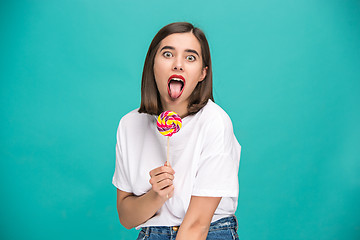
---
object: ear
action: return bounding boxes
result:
[199,66,208,82]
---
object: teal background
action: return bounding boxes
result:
[1,0,359,239]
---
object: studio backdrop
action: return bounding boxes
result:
[1,1,359,239]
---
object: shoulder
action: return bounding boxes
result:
[199,100,234,130]
[117,108,155,132]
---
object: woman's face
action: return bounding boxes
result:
[153,32,207,109]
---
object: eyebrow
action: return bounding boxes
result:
[185,49,200,57]
[160,46,200,57]
[160,46,175,52]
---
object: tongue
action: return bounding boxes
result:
[169,81,182,99]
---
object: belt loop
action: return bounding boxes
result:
[170,226,174,239]
[145,227,150,237]
[233,215,238,231]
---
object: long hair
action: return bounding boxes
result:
[138,22,213,116]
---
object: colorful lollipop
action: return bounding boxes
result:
[157,111,182,165]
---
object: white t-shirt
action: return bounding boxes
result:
[112,99,241,229]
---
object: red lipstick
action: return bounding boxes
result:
[167,75,186,99]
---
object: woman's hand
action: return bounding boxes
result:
[116,162,175,229]
[149,163,175,201]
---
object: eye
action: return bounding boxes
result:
[163,51,173,58]
[186,55,196,62]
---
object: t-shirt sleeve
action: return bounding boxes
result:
[192,114,241,197]
[112,120,133,193]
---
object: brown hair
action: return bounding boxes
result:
[138,22,214,116]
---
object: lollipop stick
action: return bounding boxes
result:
[166,136,169,166]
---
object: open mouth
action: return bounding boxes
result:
[167,75,185,99]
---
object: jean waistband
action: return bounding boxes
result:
[141,215,238,235]
[209,215,238,231]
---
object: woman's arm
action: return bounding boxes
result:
[175,196,221,240]
[116,165,175,229]
[116,189,164,229]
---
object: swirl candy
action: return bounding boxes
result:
[157,111,182,137]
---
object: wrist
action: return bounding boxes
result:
[148,189,167,204]
[176,224,209,240]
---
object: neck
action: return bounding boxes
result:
[161,99,188,118]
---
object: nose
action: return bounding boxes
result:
[173,66,183,71]
[172,57,184,71]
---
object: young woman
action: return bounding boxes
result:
[112,22,241,240]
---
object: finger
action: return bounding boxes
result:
[156,178,173,191]
[149,165,175,177]
[151,178,173,192]
[160,165,175,175]
[149,173,174,185]
[160,185,175,199]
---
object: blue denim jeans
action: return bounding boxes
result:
[136,216,239,240]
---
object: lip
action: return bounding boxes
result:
[167,74,186,99]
